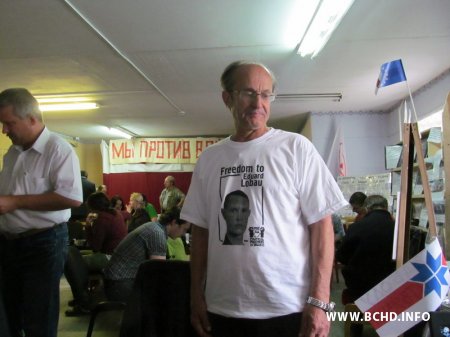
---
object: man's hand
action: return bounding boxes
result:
[0,195,18,214]
[190,292,212,337]
[299,305,330,337]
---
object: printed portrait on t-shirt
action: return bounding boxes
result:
[221,190,251,245]
[218,164,265,247]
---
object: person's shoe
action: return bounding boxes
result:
[65,305,91,317]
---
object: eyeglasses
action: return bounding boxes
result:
[232,90,276,103]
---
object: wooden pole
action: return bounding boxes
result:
[396,122,438,268]
[411,123,437,237]
[396,123,414,268]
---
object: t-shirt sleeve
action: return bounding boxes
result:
[180,157,208,228]
[296,139,348,225]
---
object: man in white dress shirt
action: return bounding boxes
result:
[0,88,82,337]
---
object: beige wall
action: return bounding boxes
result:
[0,133,103,186]
[73,142,103,187]
[0,133,11,171]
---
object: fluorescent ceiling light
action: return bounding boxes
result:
[37,97,91,103]
[296,0,355,58]
[276,93,342,102]
[39,102,98,111]
[36,97,98,111]
[108,127,134,139]
[283,0,321,47]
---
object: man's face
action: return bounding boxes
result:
[164,177,172,188]
[223,65,273,134]
[0,105,33,147]
[351,203,364,214]
[168,221,191,238]
[221,195,251,236]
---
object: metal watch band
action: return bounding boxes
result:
[306,296,335,312]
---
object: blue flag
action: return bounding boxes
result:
[375,59,407,94]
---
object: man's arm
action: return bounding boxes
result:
[300,215,334,337]
[190,224,212,337]
[149,255,166,260]
[176,189,185,208]
[0,192,81,214]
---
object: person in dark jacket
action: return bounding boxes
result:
[71,170,96,220]
[337,195,396,302]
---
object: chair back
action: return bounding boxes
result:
[119,260,197,337]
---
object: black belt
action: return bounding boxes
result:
[1,222,65,240]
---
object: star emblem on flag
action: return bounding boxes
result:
[411,251,449,296]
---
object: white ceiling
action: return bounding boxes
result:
[1,0,449,142]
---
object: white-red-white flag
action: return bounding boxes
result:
[326,125,347,178]
[356,238,450,337]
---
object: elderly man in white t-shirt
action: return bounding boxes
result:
[181,61,347,337]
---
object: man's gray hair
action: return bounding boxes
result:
[0,88,43,122]
[220,61,277,92]
[363,195,389,211]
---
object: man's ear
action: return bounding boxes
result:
[28,115,38,125]
[222,91,233,110]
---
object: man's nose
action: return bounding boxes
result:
[250,94,263,108]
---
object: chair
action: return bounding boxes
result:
[119,260,197,337]
[86,301,126,337]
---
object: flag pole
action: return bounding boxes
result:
[405,80,419,123]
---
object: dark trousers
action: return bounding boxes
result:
[1,223,68,337]
[104,278,135,302]
[64,246,90,307]
[0,264,11,337]
[208,312,302,337]
[64,248,110,307]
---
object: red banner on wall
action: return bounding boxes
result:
[109,137,221,164]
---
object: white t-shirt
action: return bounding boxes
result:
[0,127,83,234]
[181,128,347,318]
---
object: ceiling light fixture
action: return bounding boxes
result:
[296,0,355,58]
[276,93,342,102]
[39,102,99,111]
[108,126,137,139]
[36,97,99,112]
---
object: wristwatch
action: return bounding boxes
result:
[306,296,336,312]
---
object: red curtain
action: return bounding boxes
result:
[103,172,192,213]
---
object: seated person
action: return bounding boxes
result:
[103,208,190,302]
[84,192,128,269]
[337,195,396,303]
[142,194,158,222]
[349,191,368,222]
[111,194,131,223]
[127,192,151,233]
[64,192,127,316]
[332,213,345,246]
